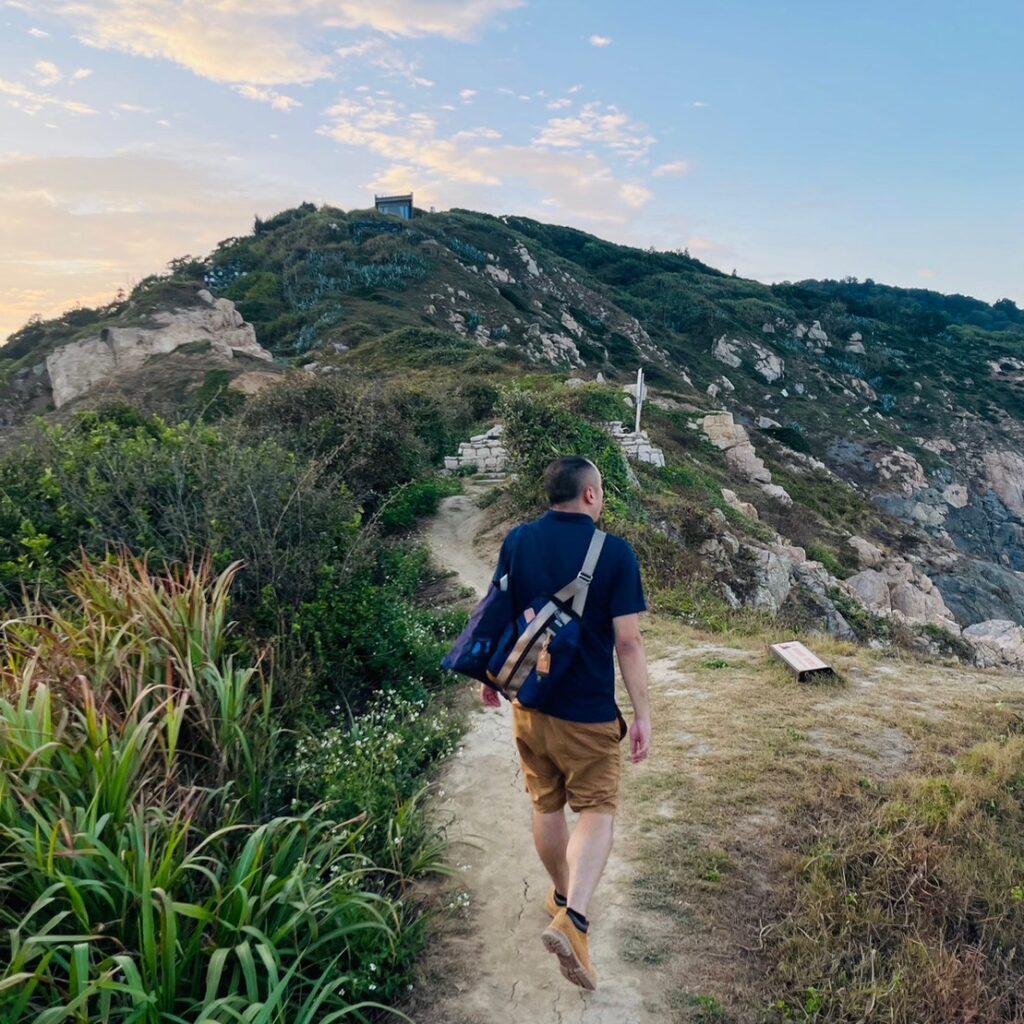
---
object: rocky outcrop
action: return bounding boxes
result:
[46,291,270,408]
[711,335,784,383]
[700,412,791,503]
[847,535,884,568]
[962,620,1024,669]
[844,563,960,633]
[982,450,1024,517]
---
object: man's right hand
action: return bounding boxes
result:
[480,683,502,708]
[629,716,651,763]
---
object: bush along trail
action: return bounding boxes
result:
[0,389,474,1022]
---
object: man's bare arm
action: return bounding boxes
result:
[614,613,651,762]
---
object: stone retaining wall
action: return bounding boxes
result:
[603,421,666,467]
[444,425,508,474]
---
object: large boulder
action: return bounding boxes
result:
[963,620,1024,669]
[846,569,891,612]
[46,292,271,408]
[982,450,1024,517]
[847,535,883,568]
[701,412,771,484]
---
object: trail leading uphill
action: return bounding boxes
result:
[419,480,673,1023]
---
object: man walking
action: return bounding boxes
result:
[481,455,651,990]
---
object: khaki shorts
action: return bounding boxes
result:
[512,704,623,816]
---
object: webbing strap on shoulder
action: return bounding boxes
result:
[554,529,606,616]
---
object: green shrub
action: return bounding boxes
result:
[0,557,410,1022]
[497,386,632,513]
[380,477,462,532]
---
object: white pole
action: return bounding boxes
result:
[634,366,644,434]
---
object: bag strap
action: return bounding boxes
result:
[553,529,606,615]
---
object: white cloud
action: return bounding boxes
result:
[28,27,50,38]
[233,85,303,111]
[691,100,708,108]
[318,92,655,225]
[568,84,582,93]
[589,34,612,47]
[157,118,171,127]
[71,67,94,81]
[652,160,690,177]
[116,102,152,113]
[24,1,524,85]
[620,183,652,207]
[0,78,98,116]
[33,60,62,86]
[533,102,655,161]
[336,39,435,86]
[547,98,571,110]
[460,88,477,100]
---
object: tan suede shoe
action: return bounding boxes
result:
[541,908,598,990]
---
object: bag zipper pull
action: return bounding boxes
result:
[536,634,552,676]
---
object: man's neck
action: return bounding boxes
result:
[550,502,597,522]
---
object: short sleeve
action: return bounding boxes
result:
[608,541,647,618]
[493,527,518,587]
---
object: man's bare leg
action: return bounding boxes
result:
[565,811,614,917]
[533,809,570,894]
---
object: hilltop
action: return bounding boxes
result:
[3,201,1024,662]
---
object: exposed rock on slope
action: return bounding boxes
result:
[46,292,270,408]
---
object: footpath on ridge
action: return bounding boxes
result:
[418,476,671,1024]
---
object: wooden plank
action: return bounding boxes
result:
[770,640,835,682]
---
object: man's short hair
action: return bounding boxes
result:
[544,456,599,505]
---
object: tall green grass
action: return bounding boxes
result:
[0,556,427,1022]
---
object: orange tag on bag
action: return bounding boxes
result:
[536,635,552,676]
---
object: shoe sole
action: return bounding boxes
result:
[541,926,597,991]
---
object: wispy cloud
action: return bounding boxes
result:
[28,26,49,38]
[547,98,572,110]
[32,60,62,86]
[336,39,434,86]
[70,67,93,81]
[24,1,524,85]
[115,102,153,113]
[652,160,690,177]
[460,88,477,100]
[589,34,612,47]
[533,102,655,161]
[318,91,655,225]
[233,85,302,111]
[0,78,98,116]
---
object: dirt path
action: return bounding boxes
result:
[420,482,671,1024]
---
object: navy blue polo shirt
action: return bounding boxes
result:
[493,510,646,723]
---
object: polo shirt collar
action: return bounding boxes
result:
[544,509,596,527]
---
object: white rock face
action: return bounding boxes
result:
[484,263,514,284]
[847,535,883,568]
[46,293,270,408]
[846,569,892,612]
[942,484,969,508]
[759,482,793,505]
[721,488,759,520]
[876,449,927,495]
[712,335,742,368]
[982,450,1024,517]
[701,412,771,484]
[807,320,828,344]
[963,620,1024,669]
[847,340,866,354]
[514,243,540,276]
[750,341,784,383]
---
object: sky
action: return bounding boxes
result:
[1,0,1022,343]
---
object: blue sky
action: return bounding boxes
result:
[2,0,1021,342]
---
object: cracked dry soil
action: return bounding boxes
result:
[418,483,672,1023]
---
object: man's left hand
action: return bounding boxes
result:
[629,716,652,763]
[480,683,502,708]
